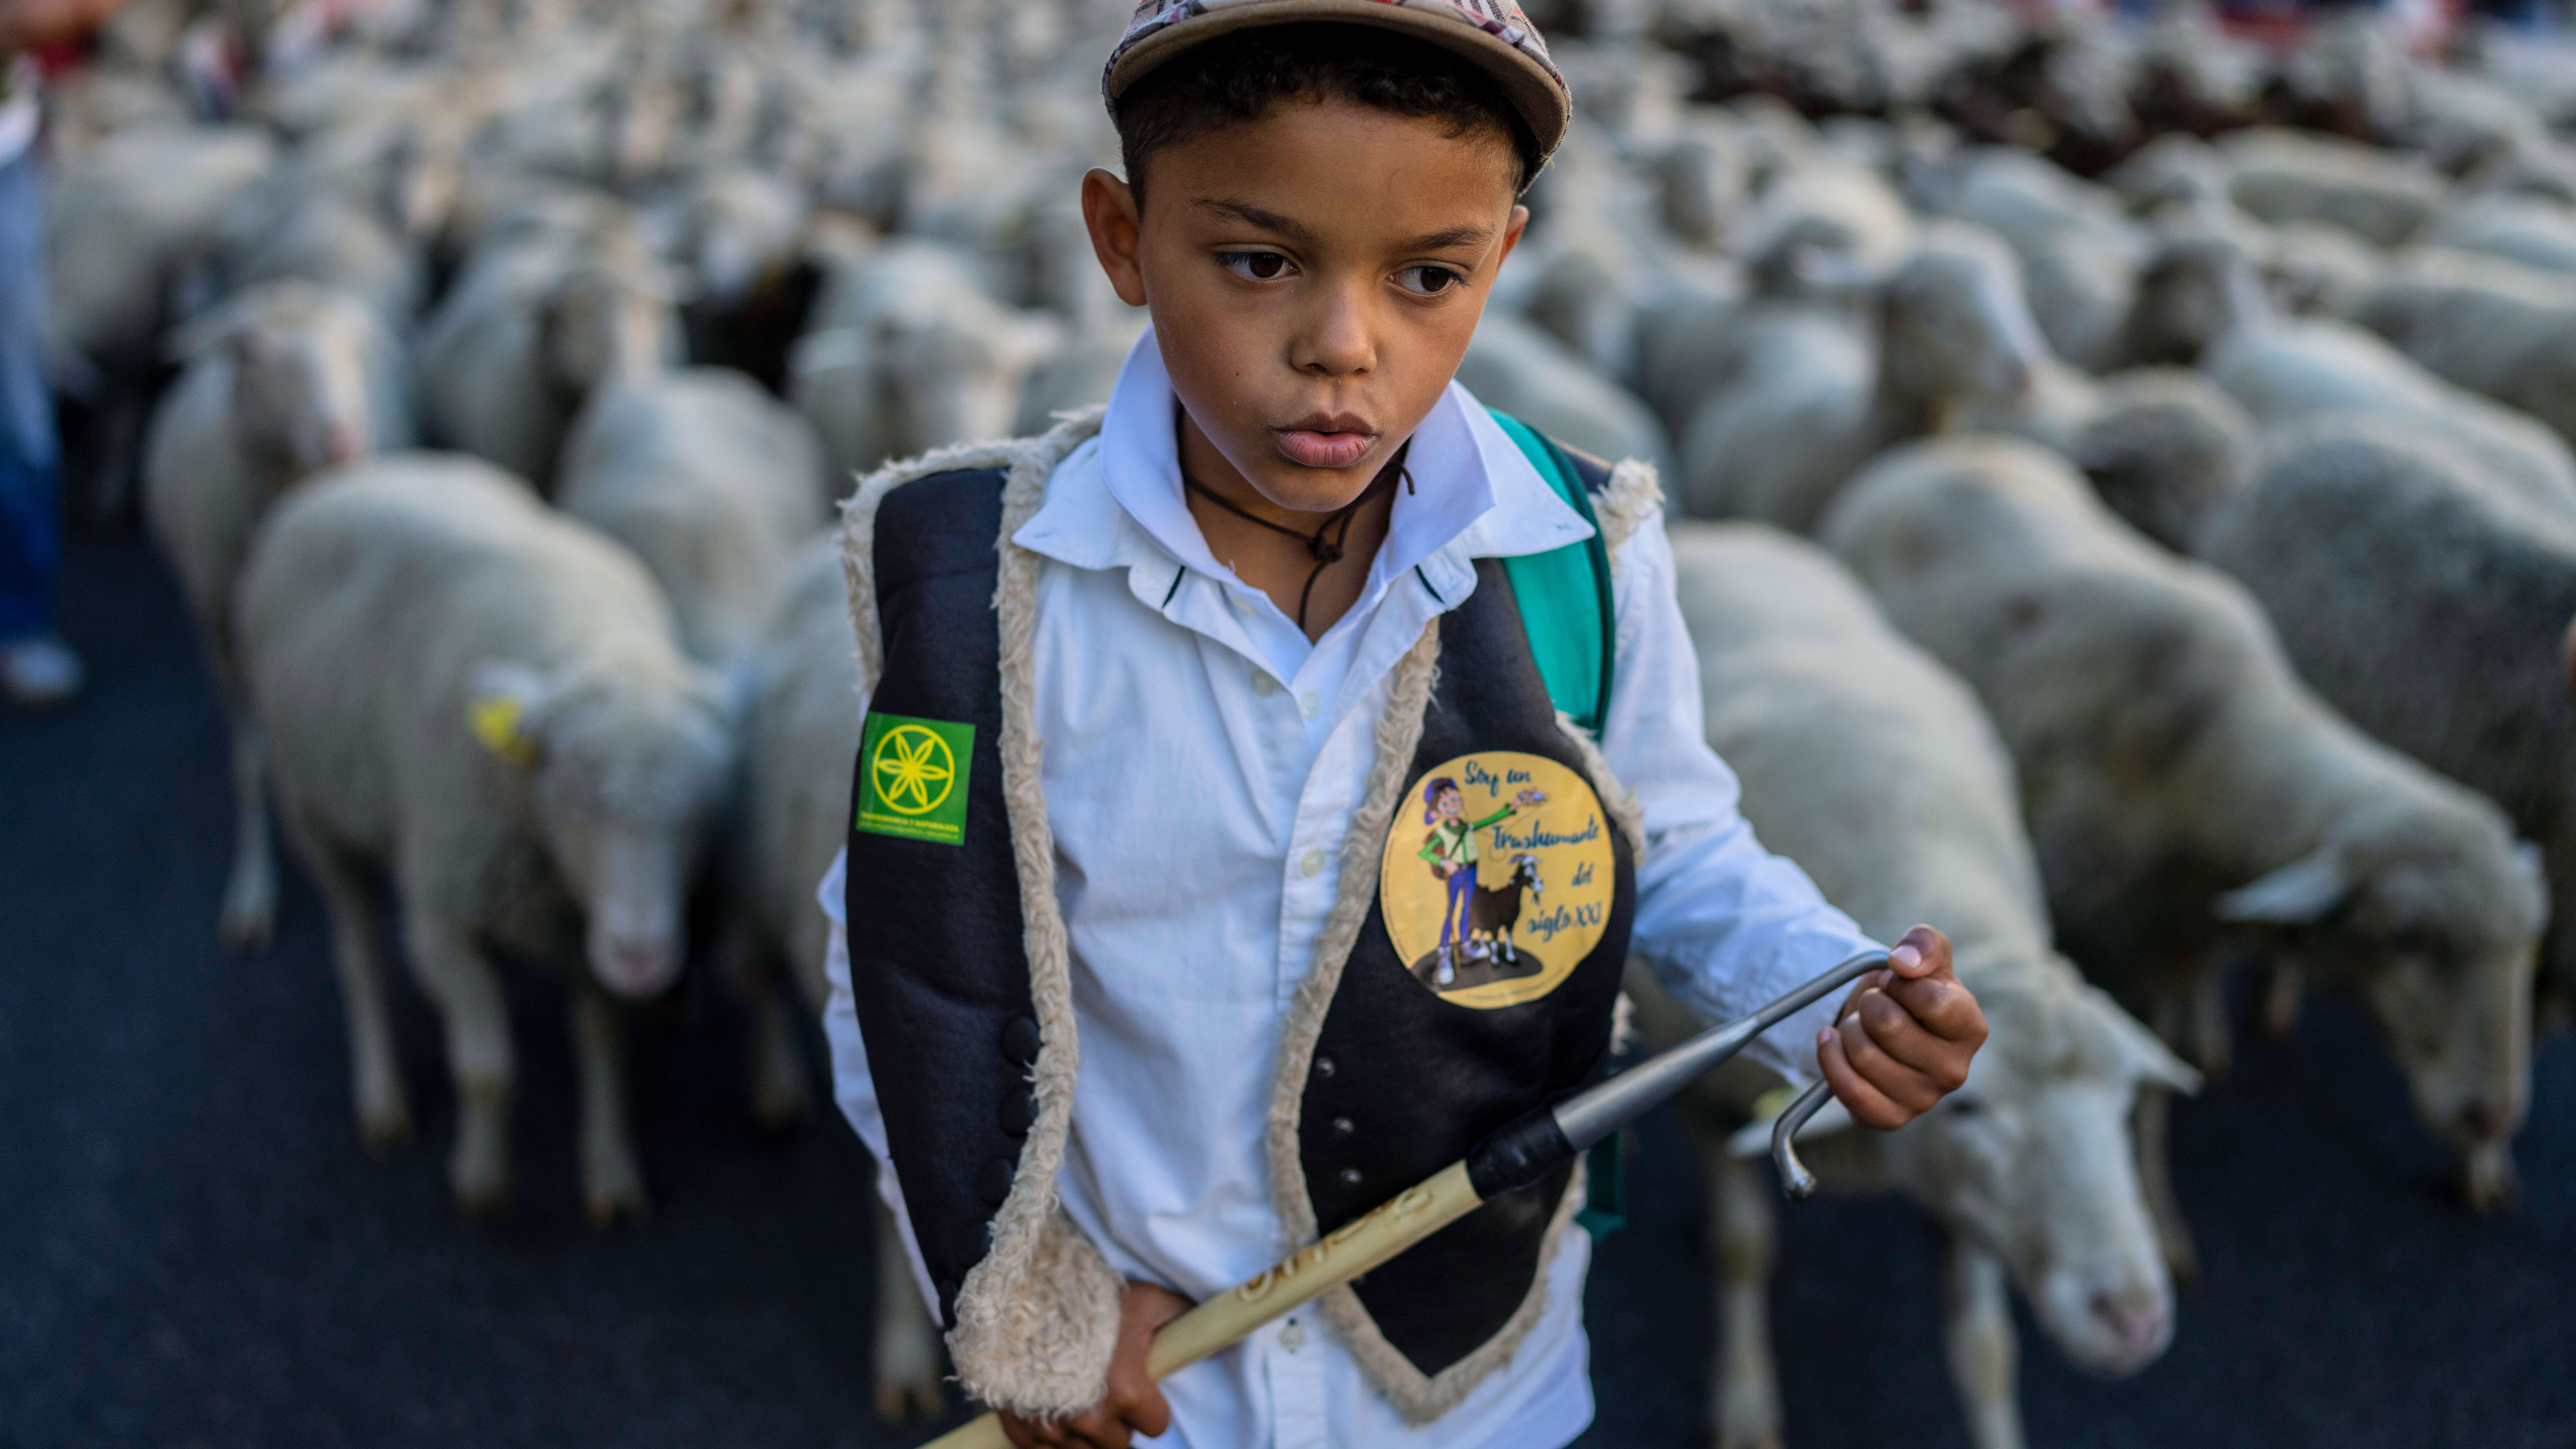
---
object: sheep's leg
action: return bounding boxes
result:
[1942,1237,2025,1449]
[2258,958,2304,1041]
[1707,1131,1784,1449]
[2134,1085,2197,1288]
[725,922,811,1132]
[216,720,279,955]
[873,1195,947,1420]
[401,917,517,1218]
[2190,968,2232,1081]
[571,982,649,1226]
[295,823,409,1147]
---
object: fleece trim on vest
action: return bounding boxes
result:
[838,412,1667,1420]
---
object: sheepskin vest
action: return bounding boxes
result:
[837,410,1666,1423]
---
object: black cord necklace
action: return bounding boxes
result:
[1182,442,1414,632]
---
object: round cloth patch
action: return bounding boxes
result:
[1378,751,1616,1009]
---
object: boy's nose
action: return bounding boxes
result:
[1292,292,1376,377]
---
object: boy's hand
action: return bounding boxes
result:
[998,1280,1190,1448]
[1817,925,1985,1130]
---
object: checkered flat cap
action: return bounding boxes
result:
[1104,0,1569,163]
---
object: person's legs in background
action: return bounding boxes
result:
[0,143,81,708]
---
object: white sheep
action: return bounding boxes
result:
[1653,522,2197,1449]
[141,281,413,955]
[1912,144,2149,372]
[1456,311,1674,477]
[554,368,830,666]
[2344,245,2576,453]
[787,238,1061,482]
[2217,127,2443,249]
[416,225,683,492]
[729,538,949,1421]
[1821,436,2546,1245]
[2422,190,2576,275]
[1672,220,2048,530]
[2198,415,2576,1023]
[234,455,736,1222]
[45,124,278,382]
[209,117,466,325]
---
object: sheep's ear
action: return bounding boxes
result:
[467,661,560,768]
[2104,1001,2204,1095]
[1001,311,1065,372]
[2214,846,2350,925]
[2513,841,2551,928]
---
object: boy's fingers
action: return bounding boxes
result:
[1886,925,1952,981]
[1887,972,1988,1047]
[1129,1382,1174,1438]
[1818,1027,1912,1130]
[1835,1006,1947,1113]
[1852,985,1976,1089]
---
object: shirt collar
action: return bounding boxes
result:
[1011,328,1593,585]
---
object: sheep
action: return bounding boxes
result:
[1671,220,2048,530]
[731,538,946,1420]
[2204,312,2576,518]
[787,238,1061,483]
[1911,144,2149,373]
[2343,246,2576,454]
[2421,189,2576,275]
[1456,312,1674,477]
[45,124,279,382]
[2217,127,2443,248]
[140,281,413,955]
[208,117,466,325]
[2198,415,2576,1024]
[416,226,683,492]
[1648,522,2197,1449]
[234,454,736,1222]
[553,368,830,666]
[1820,436,2546,1233]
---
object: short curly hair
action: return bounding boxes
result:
[1115,23,1540,206]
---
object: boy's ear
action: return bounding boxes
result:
[1493,203,1532,275]
[1081,168,1150,310]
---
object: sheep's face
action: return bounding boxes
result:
[1879,229,2047,411]
[544,263,677,396]
[884,312,1058,454]
[2129,235,2266,365]
[523,679,735,1001]
[2224,821,2545,1208]
[222,300,379,477]
[1884,971,2192,1377]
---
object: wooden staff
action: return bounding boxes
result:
[919,947,1888,1449]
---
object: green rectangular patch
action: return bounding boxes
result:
[855,712,975,846]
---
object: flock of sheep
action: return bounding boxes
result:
[44,0,2576,1444]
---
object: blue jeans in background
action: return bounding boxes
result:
[0,148,61,643]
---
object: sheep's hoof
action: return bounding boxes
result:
[2463,1144,2521,1215]
[453,1175,514,1222]
[874,1371,946,1422]
[358,1101,414,1150]
[216,887,276,957]
[586,1183,652,1229]
[753,1075,812,1135]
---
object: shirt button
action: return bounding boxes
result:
[1338,1168,1363,1188]
[1300,849,1326,878]
[1251,671,1279,697]
[1299,691,1320,719]
[1332,1116,1355,1136]
[1281,1319,1307,1353]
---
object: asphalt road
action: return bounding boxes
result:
[5,531,2574,1448]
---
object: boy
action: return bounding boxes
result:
[820,4,1987,1446]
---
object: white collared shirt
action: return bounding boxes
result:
[820,331,1876,1449]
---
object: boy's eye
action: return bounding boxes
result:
[1396,265,1465,296]
[1221,251,1292,281]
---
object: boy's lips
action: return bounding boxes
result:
[1273,414,1378,470]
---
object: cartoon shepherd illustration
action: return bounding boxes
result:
[1420,777,1546,986]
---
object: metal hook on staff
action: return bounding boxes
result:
[919,947,1892,1449]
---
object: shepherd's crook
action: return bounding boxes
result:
[920,947,1890,1449]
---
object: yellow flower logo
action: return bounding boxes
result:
[870,723,957,816]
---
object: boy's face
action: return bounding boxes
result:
[1083,96,1528,513]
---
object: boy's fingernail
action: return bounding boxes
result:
[1892,944,1922,971]
[1818,1029,1833,1045]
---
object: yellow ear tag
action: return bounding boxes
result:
[468,695,542,767]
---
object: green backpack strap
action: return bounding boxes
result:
[1487,409,1618,739]
[1486,408,1629,1240]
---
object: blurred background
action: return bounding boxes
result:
[5,0,2576,1445]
